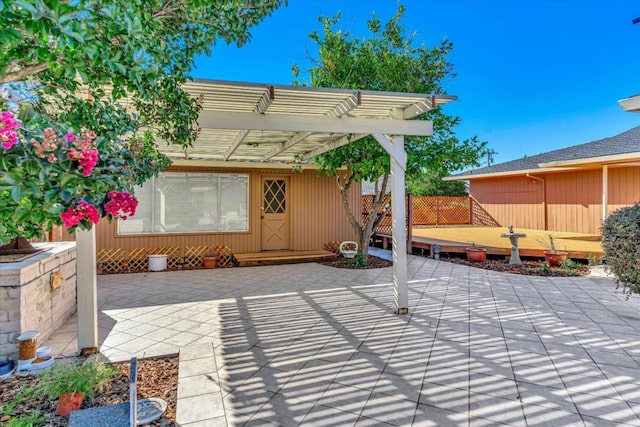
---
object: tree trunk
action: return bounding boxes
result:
[336,172,392,259]
[0,237,39,255]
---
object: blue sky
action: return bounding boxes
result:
[193,0,640,167]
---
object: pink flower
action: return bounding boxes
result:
[65,133,75,142]
[67,146,99,176]
[60,200,100,228]
[104,191,138,219]
[0,111,20,149]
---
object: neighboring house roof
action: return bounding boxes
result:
[449,125,640,180]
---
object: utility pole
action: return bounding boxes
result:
[486,149,498,166]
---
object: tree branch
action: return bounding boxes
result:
[1,62,50,84]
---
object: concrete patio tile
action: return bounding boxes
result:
[613,380,640,404]
[514,382,577,413]
[468,393,526,426]
[372,371,423,403]
[160,331,202,347]
[419,382,469,413]
[587,348,640,369]
[299,404,360,427]
[179,356,218,379]
[468,373,519,399]
[238,365,295,394]
[512,364,564,388]
[246,393,315,426]
[180,343,216,361]
[570,392,640,426]
[413,403,467,427]
[360,392,417,426]
[315,382,371,414]
[354,416,395,426]
[582,414,635,427]
[561,372,624,400]
[176,393,225,425]
[519,404,584,427]
[178,373,222,399]
[178,417,228,427]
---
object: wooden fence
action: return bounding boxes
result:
[361,195,499,236]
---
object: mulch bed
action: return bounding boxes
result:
[321,254,393,269]
[441,255,590,276]
[320,251,589,277]
[0,355,178,426]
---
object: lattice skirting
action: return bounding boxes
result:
[97,245,236,273]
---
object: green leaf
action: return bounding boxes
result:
[44,189,58,203]
[23,159,40,176]
[46,203,66,214]
[60,174,76,188]
[59,188,73,203]
[10,186,23,202]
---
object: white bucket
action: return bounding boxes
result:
[148,255,168,271]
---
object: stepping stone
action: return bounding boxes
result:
[69,398,167,426]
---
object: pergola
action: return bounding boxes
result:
[75,79,455,351]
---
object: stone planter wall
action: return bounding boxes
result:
[0,242,77,358]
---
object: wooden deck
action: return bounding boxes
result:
[407,226,603,260]
[235,250,337,267]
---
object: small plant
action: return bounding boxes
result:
[6,410,44,427]
[537,234,561,254]
[559,258,582,272]
[539,262,550,273]
[338,252,368,268]
[37,358,116,399]
[587,253,604,266]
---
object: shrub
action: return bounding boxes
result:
[601,203,640,294]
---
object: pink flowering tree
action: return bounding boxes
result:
[0,110,167,246]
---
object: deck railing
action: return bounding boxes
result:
[362,195,500,236]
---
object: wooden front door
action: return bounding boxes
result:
[261,176,290,251]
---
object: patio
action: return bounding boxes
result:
[45,252,640,426]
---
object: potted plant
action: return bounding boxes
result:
[203,252,219,268]
[38,359,116,416]
[540,234,569,266]
[465,243,487,262]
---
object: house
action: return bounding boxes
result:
[94,79,452,261]
[447,126,640,234]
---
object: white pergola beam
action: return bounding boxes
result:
[223,86,274,160]
[263,92,362,161]
[198,111,434,136]
[262,131,312,161]
[302,133,369,160]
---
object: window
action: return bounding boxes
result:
[118,172,249,234]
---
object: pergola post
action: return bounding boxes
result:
[373,133,408,314]
[76,226,98,352]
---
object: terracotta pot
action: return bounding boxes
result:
[203,255,219,269]
[56,391,84,416]
[466,247,487,263]
[544,251,568,267]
